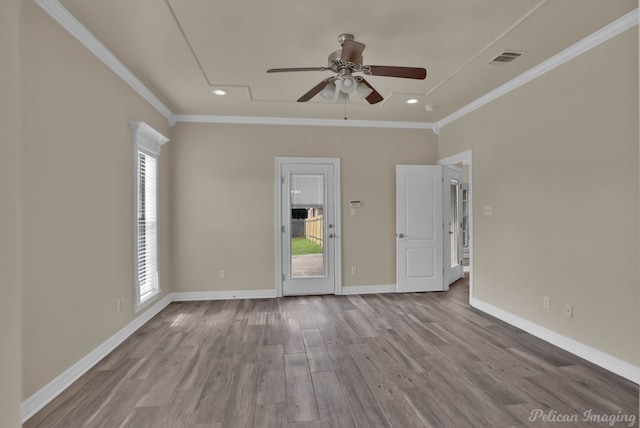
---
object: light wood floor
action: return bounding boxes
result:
[26,277,638,427]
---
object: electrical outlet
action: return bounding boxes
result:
[564,303,573,318]
[543,296,550,311]
[219,270,226,279]
[351,266,357,275]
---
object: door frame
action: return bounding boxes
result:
[275,157,342,297]
[438,150,473,304]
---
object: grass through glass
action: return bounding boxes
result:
[291,237,323,255]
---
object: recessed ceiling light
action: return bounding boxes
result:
[425,105,437,112]
[406,98,419,104]
[212,89,228,96]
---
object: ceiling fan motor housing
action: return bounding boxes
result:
[328,50,362,74]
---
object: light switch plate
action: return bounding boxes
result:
[564,304,573,318]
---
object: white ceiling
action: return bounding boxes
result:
[57,0,637,122]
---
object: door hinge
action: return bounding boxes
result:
[281,225,285,233]
[281,176,285,184]
[282,274,286,281]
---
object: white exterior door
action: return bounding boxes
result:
[278,159,339,296]
[396,165,444,292]
[444,166,464,286]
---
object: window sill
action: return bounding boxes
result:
[134,290,161,314]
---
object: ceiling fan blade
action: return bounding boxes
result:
[297,79,333,102]
[267,67,328,73]
[366,66,427,79]
[340,40,366,63]
[358,78,384,104]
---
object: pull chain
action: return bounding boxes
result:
[344,95,348,120]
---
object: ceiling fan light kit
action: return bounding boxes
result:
[266,34,427,105]
[336,91,350,105]
[320,81,337,101]
[339,75,358,95]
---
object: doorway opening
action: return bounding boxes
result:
[438,150,473,304]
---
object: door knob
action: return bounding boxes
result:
[328,233,334,238]
[398,233,405,238]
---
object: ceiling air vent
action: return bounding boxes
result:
[489,51,523,65]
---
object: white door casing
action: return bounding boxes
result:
[396,165,444,292]
[276,158,340,296]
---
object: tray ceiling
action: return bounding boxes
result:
[57,0,637,122]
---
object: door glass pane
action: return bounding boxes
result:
[450,183,459,268]
[290,174,325,277]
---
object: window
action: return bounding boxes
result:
[136,150,158,305]
[130,122,168,311]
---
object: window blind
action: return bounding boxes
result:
[136,150,159,303]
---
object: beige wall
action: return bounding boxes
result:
[170,124,436,291]
[438,29,639,365]
[14,1,637,417]
[0,0,23,426]
[21,2,172,399]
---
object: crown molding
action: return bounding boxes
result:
[436,8,639,131]
[129,121,169,156]
[34,1,637,133]
[33,0,174,122]
[32,0,433,131]
[172,114,434,130]
[129,121,170,145]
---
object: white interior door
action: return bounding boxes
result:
[444,166,464,286]
[279,160,338,296]
[396,165,444,292]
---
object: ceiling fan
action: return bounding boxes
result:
[266,34,427,104]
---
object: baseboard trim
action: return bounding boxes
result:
[21,293,173,423]
[23,289,638,423]
[171,289,278,301]
[340,284,396,294]
[22,289,277,421]
[470,297,640,384]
